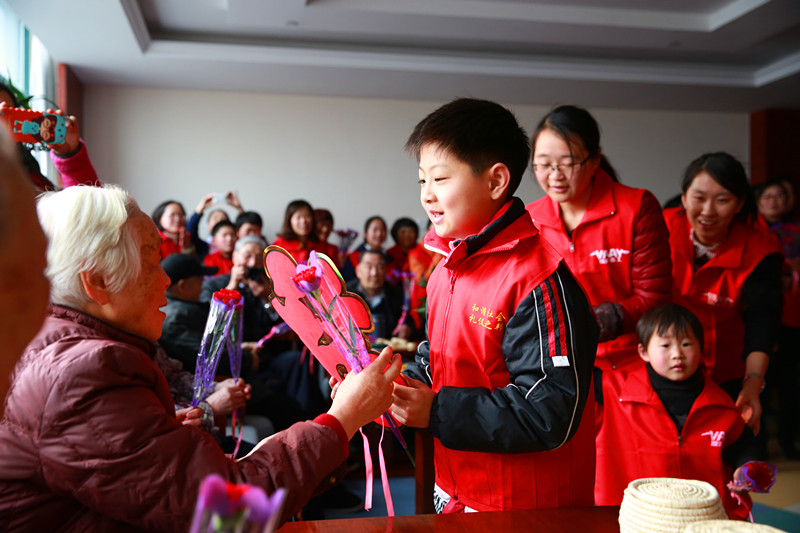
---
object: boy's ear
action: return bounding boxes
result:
[80,270,112,305]
[487,163,511,201]
[637,343,649,363]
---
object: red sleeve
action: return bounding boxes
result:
[347,249,361,266]
[313,413,349,457]
[616,191,673,332]
[51,141,101,187]
[159,234,182,260]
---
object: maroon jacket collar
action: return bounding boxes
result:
[47,304,158,358]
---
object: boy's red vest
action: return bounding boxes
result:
[665,208,774,384]
[426,204,595,511]
[595,366,745,515]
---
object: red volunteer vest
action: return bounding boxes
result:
[159,231,183,259]
[595,366,745,515]
[203,251,233,276]
[665,209,773,384]
[426,205,595,511]
[527,171,645,371]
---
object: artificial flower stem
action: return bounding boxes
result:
[300,272,415,467]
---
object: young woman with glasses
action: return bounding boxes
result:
[526,105,673,373]
[527,105,674,504]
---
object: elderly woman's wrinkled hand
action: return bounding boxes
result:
[206,379,250,416]
[176,407,204,427]
[326,346,401,439]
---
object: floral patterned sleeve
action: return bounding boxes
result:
[154,345,217,432]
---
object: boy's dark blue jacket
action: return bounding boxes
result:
[404,197,599,511]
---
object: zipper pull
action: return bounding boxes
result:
[569,241,575,253]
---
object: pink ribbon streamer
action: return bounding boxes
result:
[358,425,395,516]
[230,412,243,459]
[360,427,373,511]
[729,490,754,523]
[377,424,394,516]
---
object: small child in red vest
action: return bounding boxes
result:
[203,220,236,276]
[595,302,768,519]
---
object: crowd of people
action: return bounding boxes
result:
[0,82,797,531]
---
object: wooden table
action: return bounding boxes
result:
[277,506,620,532]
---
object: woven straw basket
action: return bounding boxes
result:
[684,519,788,532]
[619,478,727,533]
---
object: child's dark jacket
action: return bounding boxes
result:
[404,198,599,511]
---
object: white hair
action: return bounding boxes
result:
[36,184,142,309]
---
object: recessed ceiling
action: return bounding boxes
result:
[7,0,800,111]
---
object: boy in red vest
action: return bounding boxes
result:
[595,302,760,518]
[203,220,237,276]
[390,98,599,513]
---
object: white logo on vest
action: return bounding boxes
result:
[589,248,630,264]
[701,430,726,447]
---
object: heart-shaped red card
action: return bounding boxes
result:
[264,245,406,441]
[263,245,381,382]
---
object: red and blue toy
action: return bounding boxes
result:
[0,106,67,145]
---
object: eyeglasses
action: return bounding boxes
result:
[532,155,592,176]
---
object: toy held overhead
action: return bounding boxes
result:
[0,106,67,145]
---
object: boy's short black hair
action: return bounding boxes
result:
[637,302,704,349]
[210,219,235,237]
[405,98,530,199]
[234,211,263,231]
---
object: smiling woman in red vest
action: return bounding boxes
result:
[664,152,783,438]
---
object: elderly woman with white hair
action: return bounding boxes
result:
[0,184,401,532]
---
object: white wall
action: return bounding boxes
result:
[80,86,748,242]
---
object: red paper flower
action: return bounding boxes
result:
[291,251,323,294]
[213,289,243,307]
[740,461,777,493]
[193,289,244,408]
[729,460,777,494]
[292,266,317,286]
